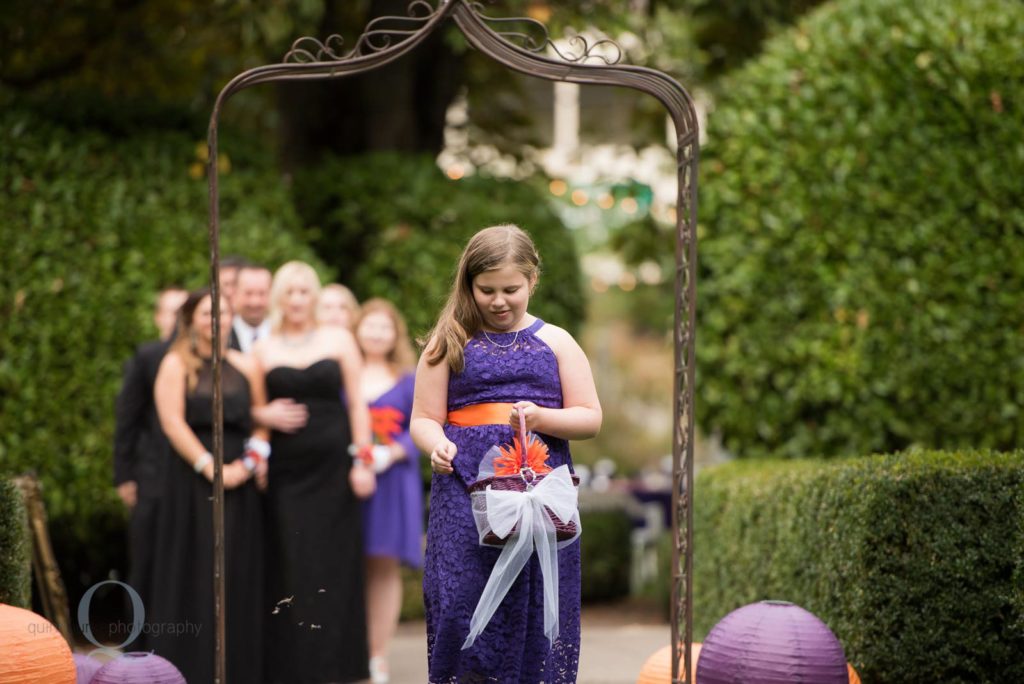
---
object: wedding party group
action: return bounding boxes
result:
[113,224,601,683]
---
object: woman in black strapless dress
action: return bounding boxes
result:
[254,261,376,684]
[152,288,267,683]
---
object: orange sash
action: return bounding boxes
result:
[446,402,515,427]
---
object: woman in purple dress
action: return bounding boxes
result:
[411,224,602,683]
[356,298,423,684]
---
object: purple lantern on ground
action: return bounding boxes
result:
[697,600,848,684]
[73,653,104,683]
[91,653,186,684]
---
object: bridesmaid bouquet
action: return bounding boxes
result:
[462,413,582,650]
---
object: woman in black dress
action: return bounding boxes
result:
[151,287,267,682]
[253,261,376,684]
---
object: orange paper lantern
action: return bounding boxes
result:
[637,643,702,683]
[848,663,862,684]
[0,603,76,683]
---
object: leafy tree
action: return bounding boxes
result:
[0,1,705,163]
[0,0,322,99]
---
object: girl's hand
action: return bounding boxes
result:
[430,439,457,475]
[510,401,542,433]
[350,463,376,499]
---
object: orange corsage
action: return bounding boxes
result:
[493,433,553,476]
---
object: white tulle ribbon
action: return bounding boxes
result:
[462,465,580,650]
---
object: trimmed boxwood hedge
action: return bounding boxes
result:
[0,479,31,608]
[0,105,324,597]
[696,0,1024,459]
[693,450,1024,682]
[579,508,633,603]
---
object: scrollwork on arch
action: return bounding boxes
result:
[282,0,442,63]
[467,2,623,64]
[281,0,624,66]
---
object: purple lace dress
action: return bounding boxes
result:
[424,318,581,683]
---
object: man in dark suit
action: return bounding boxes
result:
[229,263,272,352]
[219,254,248,304]
[113,286,186,630]
[229,262,311,432]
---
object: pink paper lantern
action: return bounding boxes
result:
[73,653,104,684]
[697,600,848,684]
[91,653,185,684]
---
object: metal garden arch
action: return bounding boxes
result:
[205,2,699,681]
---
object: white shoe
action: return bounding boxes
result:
[369,656,390,684]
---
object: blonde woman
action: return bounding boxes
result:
[252,261,375,683]
[151,287,267,683]
[355,298,422,684]
[318,282,361,330]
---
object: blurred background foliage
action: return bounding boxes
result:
[0,0,818,161]
[695,0,1024,458]
[0,106,324,604]
[292,152,584,339]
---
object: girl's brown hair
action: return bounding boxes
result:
[423,224,540,373]
[169,287,219,392]
[355,298,417,374]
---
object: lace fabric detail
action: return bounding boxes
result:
[448,320,562,414]
[425,319,581,683]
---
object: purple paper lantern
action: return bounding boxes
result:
[697,600,848,684]
[73,653,105,683]
[91,653,186,684]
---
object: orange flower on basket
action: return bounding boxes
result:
[493,434,553,476]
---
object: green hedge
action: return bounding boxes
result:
[0,479,31,607]
[693,450,1024,682]
[0,105,324,596]
[696,0,1024,459]
[293,153,585,339]
[579,508,633,603]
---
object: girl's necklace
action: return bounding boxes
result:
[482,329,519,348]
